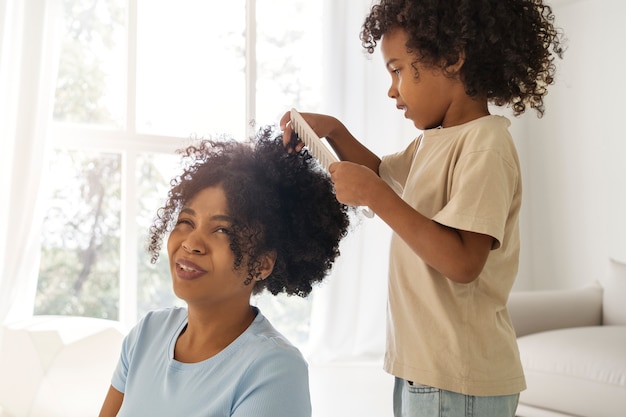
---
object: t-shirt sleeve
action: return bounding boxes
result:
[110,319,141,393]
[433,148,519,248]
[379,136,421,195]
[231,345,312,417]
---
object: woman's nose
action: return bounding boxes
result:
[181,233,206,255]
[182,243,203,254]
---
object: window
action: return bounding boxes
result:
[35,0,323,348]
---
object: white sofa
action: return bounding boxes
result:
[507,259,626,417]
[0,315,125,417]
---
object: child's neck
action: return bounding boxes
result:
[437,92,489,128]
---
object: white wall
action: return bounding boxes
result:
[519,0,626,289]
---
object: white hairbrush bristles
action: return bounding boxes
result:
[290,108,338,171]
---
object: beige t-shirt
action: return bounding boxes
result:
[379,115,526,396]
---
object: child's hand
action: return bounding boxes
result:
[279,111,343,152]
[279,111,303,153]
[328,161,382,209]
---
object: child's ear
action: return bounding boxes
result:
[258,250,277,280]
[447,50,466,74]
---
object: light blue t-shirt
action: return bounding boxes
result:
[111,306,311,417]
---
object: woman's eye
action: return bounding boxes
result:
[176,218,193,227]
[215,227,230,235]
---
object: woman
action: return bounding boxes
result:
[99,126,351,417]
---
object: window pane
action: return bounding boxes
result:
[256,0,323,123]
[53,0,127,127]
[136,152,184,319]
[35,150,122,319]
[136,0,247,138]
[40,1,324,349]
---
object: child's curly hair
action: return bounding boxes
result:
[148,125,351,297]
[360,0,566,117]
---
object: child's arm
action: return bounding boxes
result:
[280,110,491,284]
[331,161,493,284]
[280,111,380,173]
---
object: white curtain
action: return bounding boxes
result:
[0,0,62,326]
[305,0,419,364]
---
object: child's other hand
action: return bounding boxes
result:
[328,161,381,208]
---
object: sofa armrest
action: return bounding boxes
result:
[507,284,603,337]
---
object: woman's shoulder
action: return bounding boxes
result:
[140,306,187,323]
[247,309,306,360]
[130,306,187,337]
[235,311,309,386]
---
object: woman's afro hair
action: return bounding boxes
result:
[360,0,566,117]
[148,125,352,297]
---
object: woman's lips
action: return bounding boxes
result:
[175,258,206,280]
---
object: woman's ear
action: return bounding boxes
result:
[258,250,277,280]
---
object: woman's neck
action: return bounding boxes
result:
[174,304,257,363]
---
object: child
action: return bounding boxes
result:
[99,127,350,417]
[280,0,564,416]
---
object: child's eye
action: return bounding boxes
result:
[215,226,231,235]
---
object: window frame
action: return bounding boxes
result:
[45,0,259,329]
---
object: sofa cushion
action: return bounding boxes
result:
[507,285,603,338]
[604,259,626,325]
[517,326,626,417]
[0,316,126,417]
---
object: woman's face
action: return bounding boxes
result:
[167,185,255,308]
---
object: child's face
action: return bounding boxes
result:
[380,28,467,130]
[167,185,253,307]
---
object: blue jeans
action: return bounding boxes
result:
[393,377,519,417]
